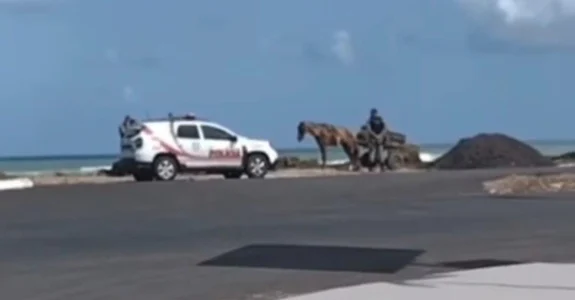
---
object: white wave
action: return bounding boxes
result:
[318,152,442,166]
[325,159,350,166]
[4,170,53,177]
[79,165,112,173]
[419,152,441,162]
[4,165,112,177]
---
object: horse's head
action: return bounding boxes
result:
[297,121,307,142]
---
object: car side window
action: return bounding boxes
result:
[176,125,200,139]
[201,125,233,140]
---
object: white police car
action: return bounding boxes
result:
[119,113,279,181]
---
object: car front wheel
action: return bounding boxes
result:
[244,153,270,179]
[153,156,178,181]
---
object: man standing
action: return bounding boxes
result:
[367,108,385,135]
[366,108,387,171]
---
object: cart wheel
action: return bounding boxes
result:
[386,151,404,170]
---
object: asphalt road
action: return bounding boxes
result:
[1,168,575,300]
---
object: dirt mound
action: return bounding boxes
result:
[432,133,554,169]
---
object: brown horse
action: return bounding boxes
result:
[297,121,359,170]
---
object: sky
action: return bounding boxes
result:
[1,0,575,155]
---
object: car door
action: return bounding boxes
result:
[175,124,204,168]
[199,124,243,167]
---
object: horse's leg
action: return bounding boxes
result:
[351,143,360,171]
[375,138,384,172]
[341,142,356,171]
[315,137,327,169]
[342,144,354,171]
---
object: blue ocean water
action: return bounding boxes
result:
[1,140,574,175]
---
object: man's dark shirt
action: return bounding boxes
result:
[368,115,385,135]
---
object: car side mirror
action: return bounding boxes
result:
[229,135,238,142]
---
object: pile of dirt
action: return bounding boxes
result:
[432,133,554,169]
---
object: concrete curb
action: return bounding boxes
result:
[282,262,575,300]
[0,177,35,191]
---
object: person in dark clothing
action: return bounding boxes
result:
[365,108,387,171]
[367,108,386,135]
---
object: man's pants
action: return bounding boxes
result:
[368,133,386,170]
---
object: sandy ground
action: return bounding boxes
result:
[483,172,575,195]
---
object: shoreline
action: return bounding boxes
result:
[4,164,575,190]
[20,162,575,187]
[21,164,575,188]
[2,149,575,188]
[1,147,574,178]
[26,167,370,186]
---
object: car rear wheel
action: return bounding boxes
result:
[245,153,270,179]
[153,156,178,181]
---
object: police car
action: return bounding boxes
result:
[119,113,279,181]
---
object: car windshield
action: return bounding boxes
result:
[212,124,237,137]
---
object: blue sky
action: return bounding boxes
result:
[1,0,575,155]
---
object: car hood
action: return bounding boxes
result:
[240,137,272,147]
[247,138,270,144]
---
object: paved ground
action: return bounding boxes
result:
[1,168,575,300]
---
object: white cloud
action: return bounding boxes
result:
[458,0,575,48]
[105,48,120,64]
[461,0,575,25]
[122,85,135,102]
[0,0,61,13]
[331,30,355,66]
[0,0,52,3]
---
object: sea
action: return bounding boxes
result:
[2,140,575,176]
